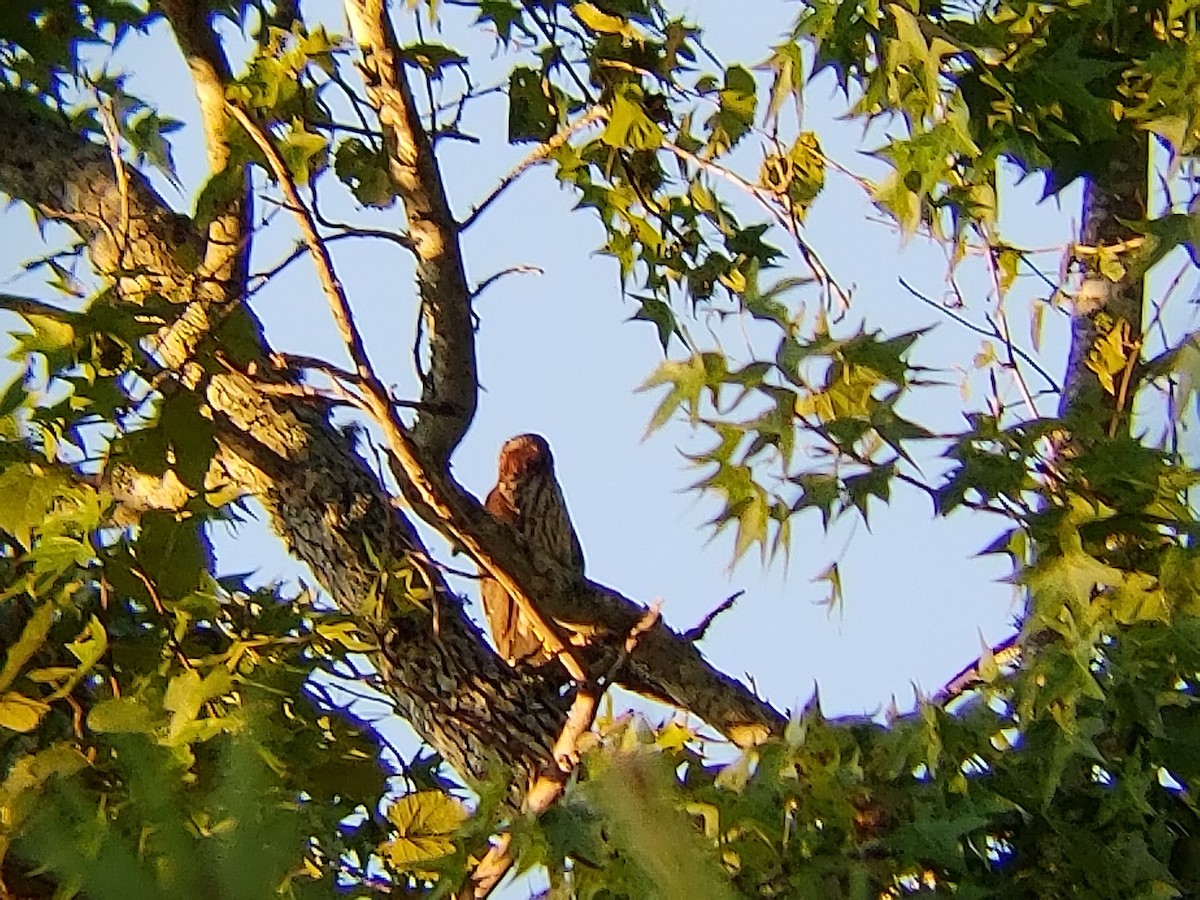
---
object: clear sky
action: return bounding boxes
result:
[0,0,1091,757]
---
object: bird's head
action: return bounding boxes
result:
[497,433,553,483]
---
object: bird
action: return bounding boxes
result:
[480,434,584,666]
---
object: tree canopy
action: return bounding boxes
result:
[1,0,1199,897]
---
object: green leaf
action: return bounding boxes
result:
[164,668,234,742]
[314,620,377,652]
[12,313,75,357]
[602,84,663,151]
[0,692,50,733]
[136,512,207,599]
[761,42,804,126]
[400,42,467,78]
[758,132,825,217]
[638,353,725,433]
[478,0,523,42]
[193,164,246,230]
[277,119,328,184]
[125,109,183,182]
[0,462,72,549]
[629,295,679,351]
[383,790,466,867]
[0,602,56,693]
[159,391,216,491]
[508,66,557,144]
[704,65,756,156]
[1169,333,1200,421]
[572,2,633,37]
[334,138,397,208]
[88,696,157,733]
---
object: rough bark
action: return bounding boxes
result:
[1058,135,1149,432]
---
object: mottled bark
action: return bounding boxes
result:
[1058,135,1149,433]
[0,87,573,785]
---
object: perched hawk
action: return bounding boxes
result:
[480,434,584,666]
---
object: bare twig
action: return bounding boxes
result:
[683,591,744,643]
[663,140,851,315]
[899,277,1060,393]
[95,93,132,266]
[460,107,606,231]
[471,264,544,299]
[982,244,1039,417]
[227,102,381,389]
[600,602,663,687]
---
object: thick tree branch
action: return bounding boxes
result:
[463,605,662,900]
[0,86,567,787]
[343,0,477,464]
[0,89,782,787]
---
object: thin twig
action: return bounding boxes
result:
[459,106,605,231]
[982,242,1039,418]
[682,591,744,643]
[96,93,132,266]
[899,278,1060,393]
[663,140,851,314]
[471,264,544,299]
[599,601,662,687]
[226,102,384,391]
[257,194,415,250]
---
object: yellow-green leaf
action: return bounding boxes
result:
[0,601,55,692]
[383,790,466,866]
[316,620,378,652]
[572,2,630,35]
[89,696,157,733]
[0,692,50,732]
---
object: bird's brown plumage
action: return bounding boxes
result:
[480,434,583,666]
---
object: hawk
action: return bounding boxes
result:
[480,433,584,666]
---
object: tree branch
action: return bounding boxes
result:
[459,106,605,231]
[0,87,782,790]
[159,0,251,295]
[342,0,477,464]
[463,604,662,900]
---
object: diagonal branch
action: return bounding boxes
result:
[462,604,662,900]
[228,97,591,685]
[0,87,782,789]
[459,106,606,231]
